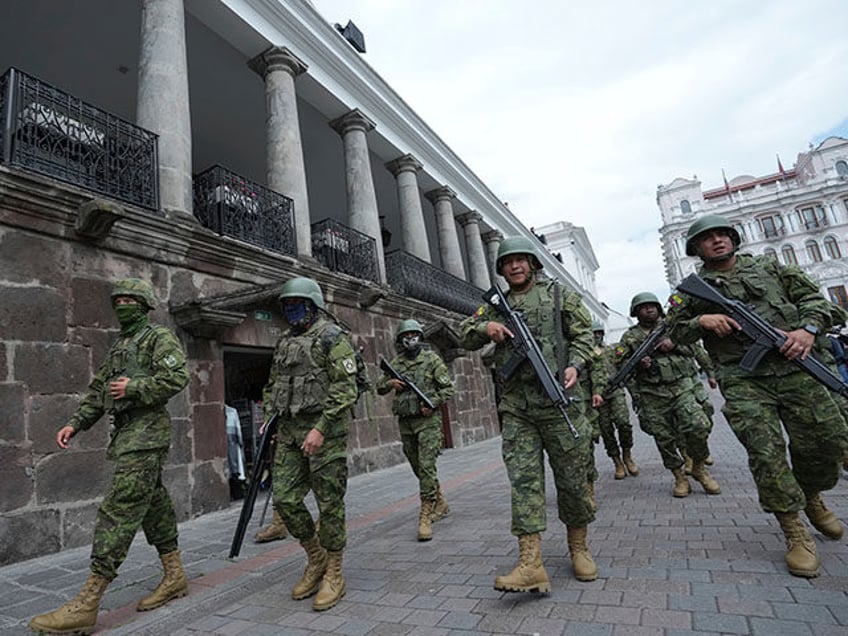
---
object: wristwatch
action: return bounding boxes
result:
[803,324,820,336]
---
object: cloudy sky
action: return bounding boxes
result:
[315,0,848,314]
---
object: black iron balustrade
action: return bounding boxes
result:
[311,218,379,283]
[193,165,296,257]
[385,249,482,315]
[0,67,159,210]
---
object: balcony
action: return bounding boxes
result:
[0,67,159,210]
[192,165,296,257]
[311,218,379,283]
[385,249,482,315]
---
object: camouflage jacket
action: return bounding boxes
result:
[460,275,594,413]
[377,347,455,418]
[667,254,837,379]
[616,320,699,398]
[66,320,189,458]
[262,315,358,438]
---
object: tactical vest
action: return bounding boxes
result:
[627,323,696,386]
[103,324,154,415]
[390,349,439,417]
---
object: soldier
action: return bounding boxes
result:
[668,214,846,578]
[377,319,455,541]
[460,236,597,591]
[617,292,720,498]
[592,322,639,479]
[262,277,358,610]
[29,278,190,635]
[580,324,608,509]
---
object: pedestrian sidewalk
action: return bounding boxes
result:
[2,409,847,635]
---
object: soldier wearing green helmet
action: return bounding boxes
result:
[261,276,358,611]
[616,291,720,500]
[31,278,189,635]
[667,213,848,578]
[377,318,455,541]
[461,234,598,590]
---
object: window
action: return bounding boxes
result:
[836,160,848,176]
[781,245,797,265]
[732,223,747,242]
[824,236,842,259]
[797,205,827,230]
[830,286,848,309]
[806,240,823,263]
[757,214,783,239]
[763,248,778,261]
[680,199,692,215]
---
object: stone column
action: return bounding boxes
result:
[329,109,385,283]
[457,211,490,289]
[425,186,466,280]
[482,229,505,287]
[137,0,193,222]
[385,154,430,262]
[249,46,312,258]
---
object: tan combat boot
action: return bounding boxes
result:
[431,487,451,522]
[418,497,435,541]
[671,468,691,498]
[775,512,820,578]
[493,533,551,593]
[292,535,328,600]
[313,550,345,611]
[567,526,598,582]
[28,572,110,635]
[622,448,639,476]
[587,480,597,512]
[690,463,721,495]
[805,493,844,539]
[137,550,189,611]
[612,455,626,480]
[254,510,288,543]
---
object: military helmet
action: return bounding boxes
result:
[591,320,605,332]
[629,291,662,317]
[396,318,423,339]
[496,236,543,275]
[685,214,741,256]
[111,278,156,310]
[279,277,325,309]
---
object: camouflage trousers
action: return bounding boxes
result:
[273,432,348,551]
[637,388,710,470]
[598,389,634,456]
[91,449,178,580]
[720,372,846,513]
[399,414,443,500]
[501,408,595,534]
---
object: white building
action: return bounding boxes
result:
[657,136,848,309]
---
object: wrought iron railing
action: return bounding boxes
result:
[311,218,379,283]
[385,249,482,315]
[0,67,159,210]
[193,165,296,257]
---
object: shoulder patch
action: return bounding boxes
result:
[163,354,179,368]
[342,357,357,374]
[668,293,685,309]
[473,305,486,317]
[614,345,626,358]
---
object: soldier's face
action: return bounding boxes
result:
[697,229,734,260]
[113,296,139,307]
[502,254,532,290]
[636,304,659,325]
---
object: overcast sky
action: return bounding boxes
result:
[315,0,848,315]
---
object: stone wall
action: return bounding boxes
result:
[0,168,500,566]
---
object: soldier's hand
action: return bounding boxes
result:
[420,405,434,416]
[779,328,815,360]
[56,426,75,449]
[656,338,676,352]
[708,377,718,389]
[592,394,604,408]
[486,321,514,343]
[301,428,325,456]
[389,379,406,392]
[639,356,652,368]
[563,366,578,390]
[109,376,130,400]
[698,314,740,337]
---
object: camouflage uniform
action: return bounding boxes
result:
[377,347,455,500]
[460,275,595,534]
[668,254,845,513]
[595,345,634,458]
[263,314,358,551]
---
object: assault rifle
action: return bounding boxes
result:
[482,285,580,439]
[604,323,668,396]
[379,358,436,411]
[229,412,278,559]
[677,273,848,399]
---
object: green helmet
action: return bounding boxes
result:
[496,236,543,275]
[685,214,741,256]
[396,319,423,339]
[279,277,325,309]
[111,278,156,310]
[630,291,662,317]
[591,320,605,332]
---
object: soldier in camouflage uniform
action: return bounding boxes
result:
[592,323,639,479]
[460,236,597,591]
[262,277,358,611]
[667,215,846,578]
[617,292,720,499]
[29,278,190,635]
[377,319,455,541]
